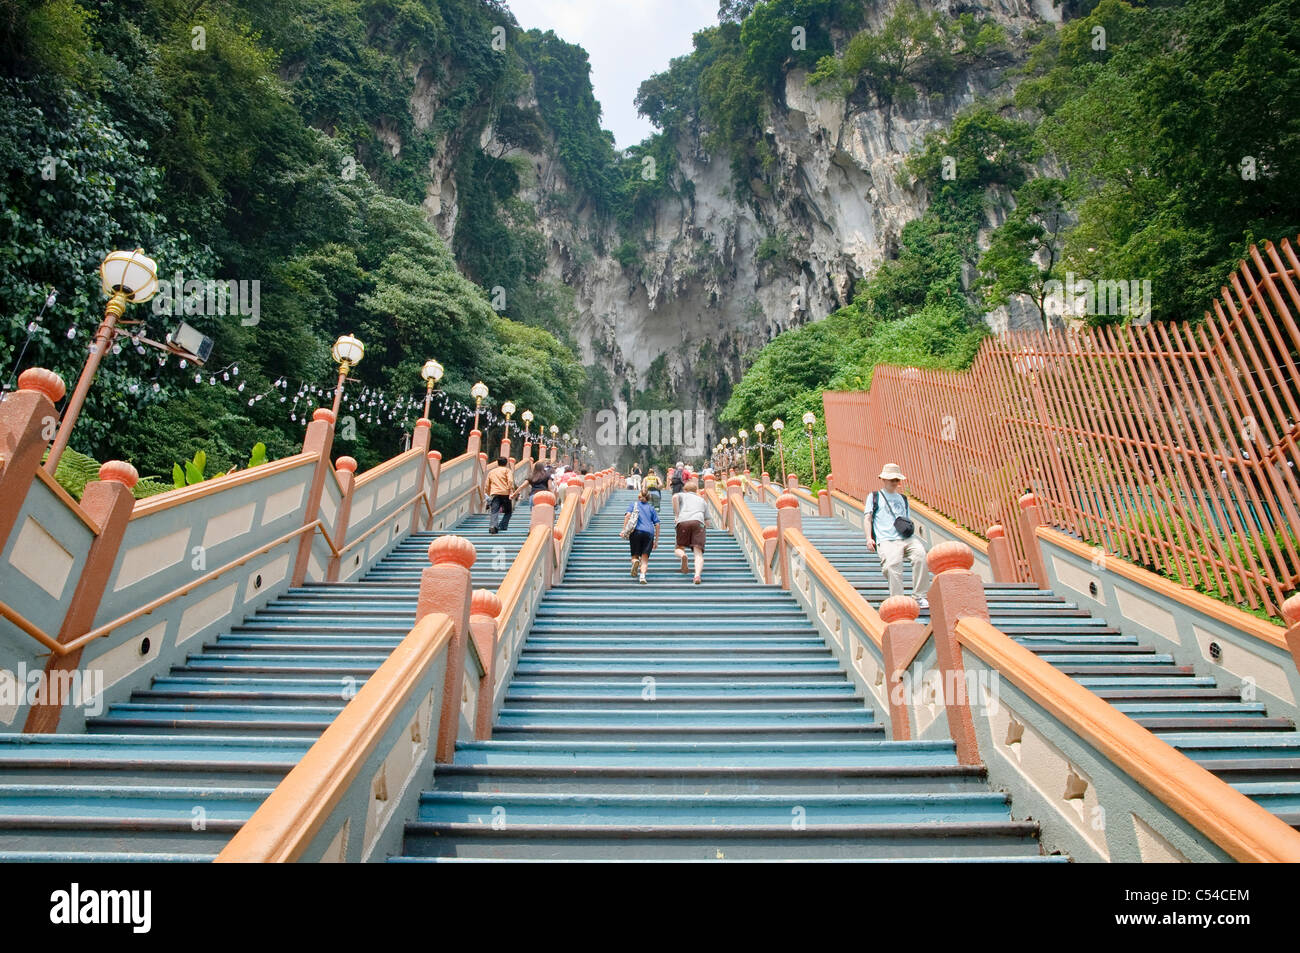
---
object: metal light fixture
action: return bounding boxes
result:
[521,409,534,440]
[753,422,765,475]
[45,249,159,474]
[772,419,787,484]
[420,359,444,418]
[802,411,817,483]
[329,334,364,416]
[471,380,489,431]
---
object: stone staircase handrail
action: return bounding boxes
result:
[214,612,458,863]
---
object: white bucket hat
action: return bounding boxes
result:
[878,463,906,481]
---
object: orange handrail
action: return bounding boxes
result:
[957,616,1300,862]
[215,612,455,862]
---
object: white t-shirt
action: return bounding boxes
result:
[676,492,709,525]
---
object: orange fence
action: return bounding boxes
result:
[826,235,1300,616]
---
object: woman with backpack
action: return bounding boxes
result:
[674,479,710,584]
[642,468,662,510]
[622,486,660,584]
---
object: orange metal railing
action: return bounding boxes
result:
[826,235,1300,615]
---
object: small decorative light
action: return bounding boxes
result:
[772,419,784,432]
[471,381,489,403]
[421,359,444,384]
[802,411,816,428]
[521,410,534,424]
[754,422,765,435]
[502,401,516,418]
[739,429,748,440]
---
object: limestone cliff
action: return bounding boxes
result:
[411,0,1063,462]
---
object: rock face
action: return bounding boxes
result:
[428,0,1060,463]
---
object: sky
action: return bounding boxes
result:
[507,0,720,149]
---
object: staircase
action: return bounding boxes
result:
[0,511,531,862]
[394,490,1062,861]
[748,499,1300,829]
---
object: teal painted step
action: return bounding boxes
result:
[394,490,1060,861]
[0,505,534,860]
[790,500,1300,826]
[416,790,1016,825]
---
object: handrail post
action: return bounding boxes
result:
[0,368,66,552]
[775,493,802,590]
[987,523,1017,583]
[563,478,582,528]
[1284,596,1300,676]
[880,595,927,742]
[583,474,596,528]
[530,491,557,590]
[470,589,502,741]
[817,488,831,517]
[291,408,336,588]
[466,428,481,457]
[925,541,987,766]
[420,536,475,763]
[761,527,779,585]
[474,452,488,513]
[725,478,743,532]
[325,457,358,582]
[24,460,137,733]
[1016,492,1051,589]
[410,417,432,528]
[423,450,442,530]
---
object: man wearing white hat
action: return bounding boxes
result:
[864,463,930,609]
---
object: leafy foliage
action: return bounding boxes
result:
[1,0,584,481]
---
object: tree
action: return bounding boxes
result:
[978,178,1071,329]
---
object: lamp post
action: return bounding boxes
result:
[803,411,817,483]
[521,409,533,461]
[471,381,489,433]
[563,432,572,467]
[772,418,786,485]
[729,435,738,471]
[738,429,749,472]
[549,424,559,465]
[44,249,159,475]
[329,334,365,418]
[420,359,444,419]
[754,422,766,476]
[500,401,515,458]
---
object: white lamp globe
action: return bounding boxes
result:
[100,249,159,303]
[332,334,364,367]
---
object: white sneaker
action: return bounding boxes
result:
[917,598,929,610]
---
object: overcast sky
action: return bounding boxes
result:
[508,0,719,149]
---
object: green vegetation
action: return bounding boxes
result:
[1,0,585,481]
[720,0,1299,491]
